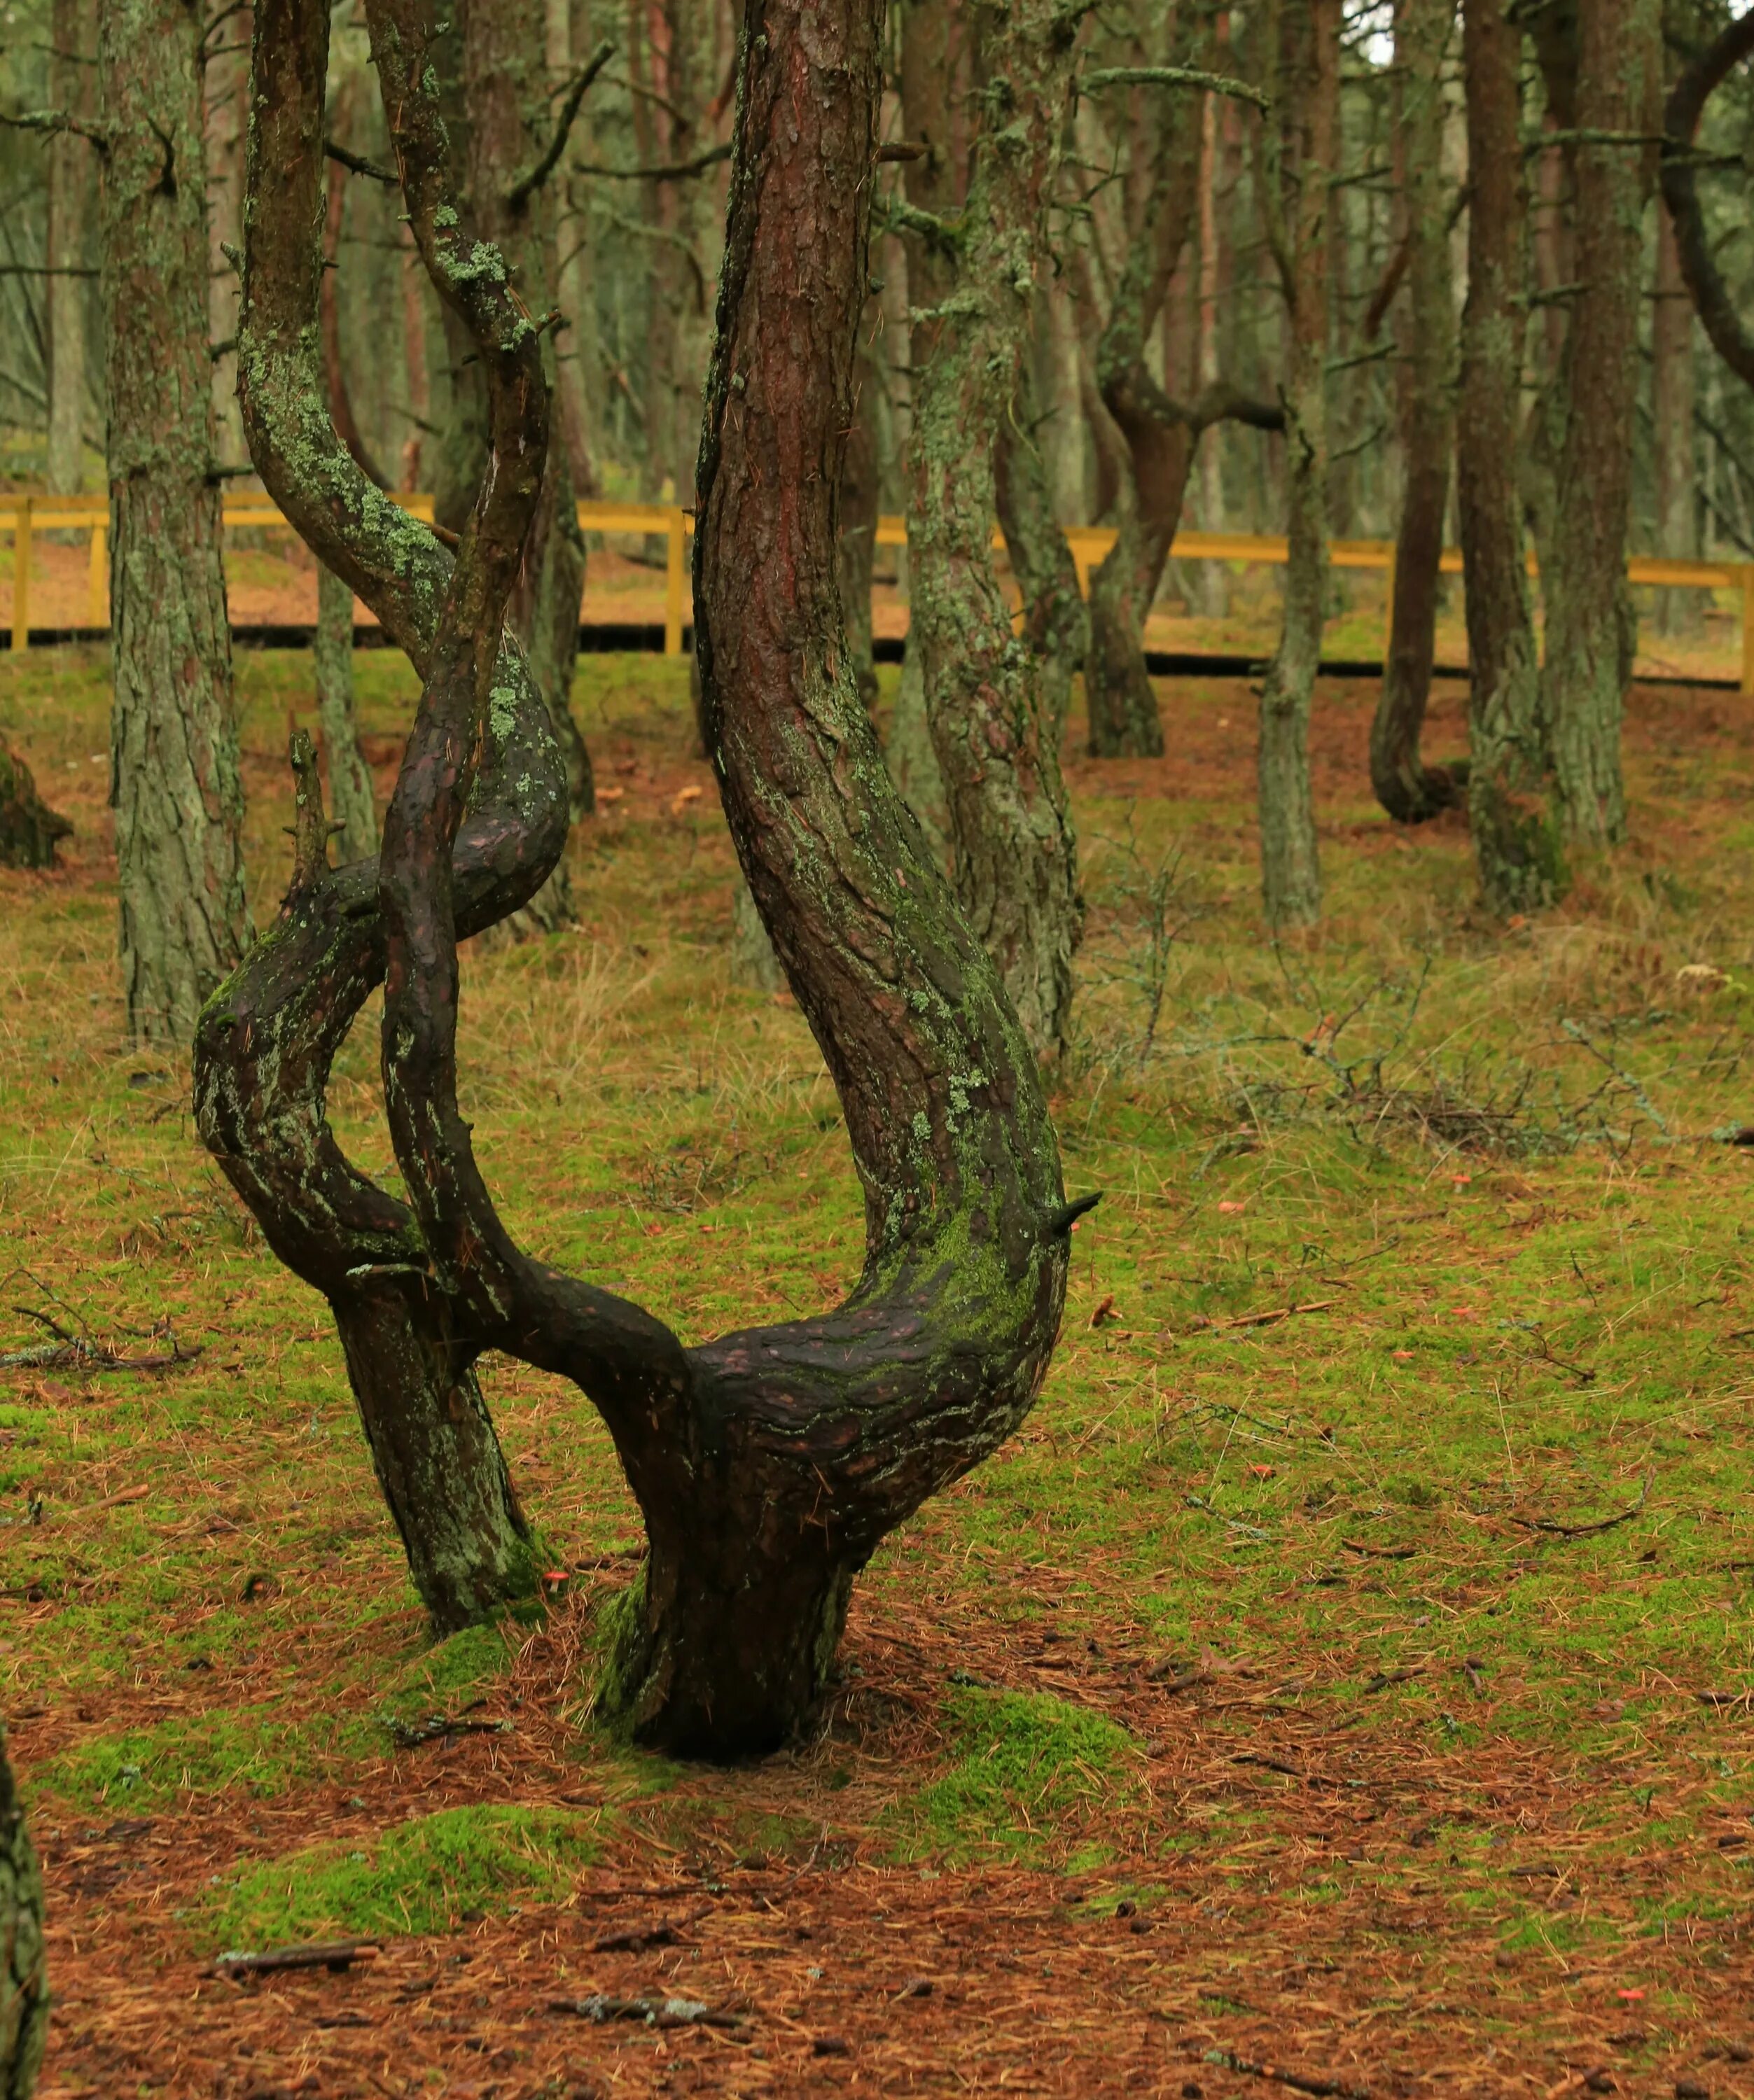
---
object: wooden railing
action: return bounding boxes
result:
[7,493,1752,692]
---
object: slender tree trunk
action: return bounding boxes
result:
[315,564,376,863]
[1538,0,1659,846]
[0,1725,47,2100]
[1458,0,1557,913]
[884,642,950,868]
[903,0,1083,1054]
[464,0,592,866]
[397,220,431,489]
[994,357,1087,743]
[100,0,249,1043]
[1370,0,1461,825]
[205,9,251,472]
[321,148,391,492]
[46,0,93,496]
[1652,204,1699,636]
[1257,0,1338,930]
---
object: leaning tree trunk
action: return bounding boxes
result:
[1370,0,1461,825]
[994,367,1087,748]
[1651,206,1699,638]
[99,0,249,1043]
[903,0,1083,1054]
[1257,0,1338,930]
[202,0,1074,1760]
[0,1723,47,2100]
[1538,0,1659,848]
[1458,0,1557,913]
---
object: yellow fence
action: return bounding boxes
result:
[8,494,1752,693]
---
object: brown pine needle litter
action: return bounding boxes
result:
[4,650,1754,2093]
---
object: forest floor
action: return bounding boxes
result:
[1,646,1753,2096]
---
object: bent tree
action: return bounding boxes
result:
[196,0,1076,1759]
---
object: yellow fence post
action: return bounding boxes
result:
[88,517,108,631]
[664,505,685,656]
[11,495,29,652]
[1742,566,1754,699]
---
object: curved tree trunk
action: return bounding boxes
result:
[99,0,249,1043]
[903,0,1083,1055]
[995,343,1087,745]
[1257,0,1338,930]
[1370,0,1461,827]
[203,0,1073,1761]
[315,564,377,864]
[1458,0,1558,912]
[0,1724,47,2100]
[1538,0,1659,847]
[0,746,72,871]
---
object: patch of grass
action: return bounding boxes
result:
[888,1688,1141,1866]
[372,1621,517,1730]
[40,1705,322,1809]
[211,1802,601,1949]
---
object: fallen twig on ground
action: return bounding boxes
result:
[216,1940,380,1978]
[1204,2045,1372,2099]
[1510,1474,1650,1540]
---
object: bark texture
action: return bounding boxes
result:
[1538,0,1659,847]
[0,1724,46,2100]
[837,326,882,715]
[1458,0,1557,913]
[1651,206,1699,637]
[1256,0,1338,930]
[99,0,249,1043]
[0,746,72,871]
[203,0,1073,1763]
[902,0,1083,1054]
[315,564,377,864]
[1369,0,1461,825]
[46,0,93,495]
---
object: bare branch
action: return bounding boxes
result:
[324,137,396,183]
[1080,64,1270,113]
[1661,8,1754,397]
[507,38,613,209]
[571,139,731,182]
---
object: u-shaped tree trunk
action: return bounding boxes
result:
[195,0,1076,1761]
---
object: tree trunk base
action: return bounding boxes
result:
[0,1722,48,2099]
[1085,583,1164,759]
[0,747,71,871]
[595,1548,856,1761]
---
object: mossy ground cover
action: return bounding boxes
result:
[1,645,1753,2092]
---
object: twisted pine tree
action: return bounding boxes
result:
[194,0,1083,1759]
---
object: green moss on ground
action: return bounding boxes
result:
[211,1802,600,1948]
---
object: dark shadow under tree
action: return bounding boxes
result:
[195,0,1077,1761]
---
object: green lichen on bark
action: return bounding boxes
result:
[100,0,249,1042]
[901,0,1084,1054]
[1457,0,1563,916]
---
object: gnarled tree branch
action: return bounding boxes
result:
[1660,7,1754,396]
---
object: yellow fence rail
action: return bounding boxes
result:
[8,493,1751,693]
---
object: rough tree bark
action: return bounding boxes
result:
[837,323,882,715]
[902,0,1084,1054]
[1256,0,1338,930]
[1458,0,1557,913]
[200,0,1076,1760]
[99,0,249,1042]
[1538,0,1659,847]
[464,0,594,833]
[0,1724,47,2100]
[46,0,93,495]
[994,363,1087,747]
[1369,0,1461,825]
[0,746,72,869]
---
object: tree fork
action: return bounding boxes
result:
[213,0,1073,1760]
